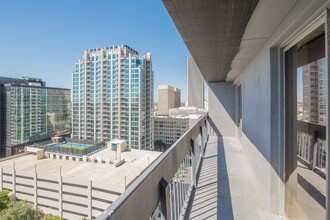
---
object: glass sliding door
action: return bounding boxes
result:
[285,23,326,219]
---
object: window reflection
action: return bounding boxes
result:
[297,58,326,126]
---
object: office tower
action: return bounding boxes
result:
[174,87,181,108]
[302,58,326,125]
[72,45,153,150]
[0,77,71,157]
[188,57,204,108]
[153,116,189,146]
[157,85,180,115]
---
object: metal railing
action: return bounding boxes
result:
[97,113,209,220]
[297,120,326,176]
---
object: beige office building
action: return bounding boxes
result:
[157,85,181,115]
[154,116,189,145]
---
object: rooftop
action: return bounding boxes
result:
[0,148,162,190]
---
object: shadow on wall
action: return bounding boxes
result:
[207,82,237,137]
[208,117,222,136]
[206,81,285,214]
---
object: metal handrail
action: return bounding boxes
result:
[97,113,209,220]
[297,120,326,176]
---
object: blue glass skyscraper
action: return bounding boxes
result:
[72,45,153,150]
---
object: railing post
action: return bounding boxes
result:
[312,142,318,170]
[312,131,319,170]
[59,168,63,218]
[191,139,197,188]
[159,178,171,219]
[200,126,204,157]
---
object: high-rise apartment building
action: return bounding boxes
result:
[302,58,326,125]
[72,45,153,150]
[188,57,204,108]
[157,85,180,115]
[0,77,71,157]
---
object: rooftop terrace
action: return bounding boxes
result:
[0,148,161,188]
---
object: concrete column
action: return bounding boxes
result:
[34,171,37,208]
[13,163,16,199]
[284,46,298,217]
[159,178,170,219]
[59,172,63,218]
[88,180,92,219]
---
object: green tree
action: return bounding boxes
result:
[0,190,14,212]
[154,140,167,152]
[0,200,40,220]
[41,214,62,220]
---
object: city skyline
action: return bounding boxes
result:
[0,0,190,102]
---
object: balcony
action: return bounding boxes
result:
[97,113,208,219]
[97,113,299,220]
[92,0,330,219]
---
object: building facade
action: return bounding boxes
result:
[302,58,326,125]
[72,45,153,150]
[153,116,189,146]
[0,77,70,157]
[187,57,204,108]
[157,85,180,115]
[169,106,207,127]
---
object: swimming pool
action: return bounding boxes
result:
[46,142,102,156]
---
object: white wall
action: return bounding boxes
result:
[208,82,237,137]
[236,0,330,216]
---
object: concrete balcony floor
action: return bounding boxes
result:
[186,136,284,220]
[185,136,327,220]
[295,161,325,220]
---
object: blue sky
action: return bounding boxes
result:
[0,0,190,101]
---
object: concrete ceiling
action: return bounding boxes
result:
[163,0,296,83]
[162,0,259,83]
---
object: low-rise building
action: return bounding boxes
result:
[0,146,161,219]
[169,106,207,127]
[153,116,189,146]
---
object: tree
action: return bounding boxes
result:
[0,190,14,212]
[41,214,62,220]
[154,140,167,152]
[0,200,40,220]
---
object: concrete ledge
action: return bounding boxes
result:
[114,159,126,167]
